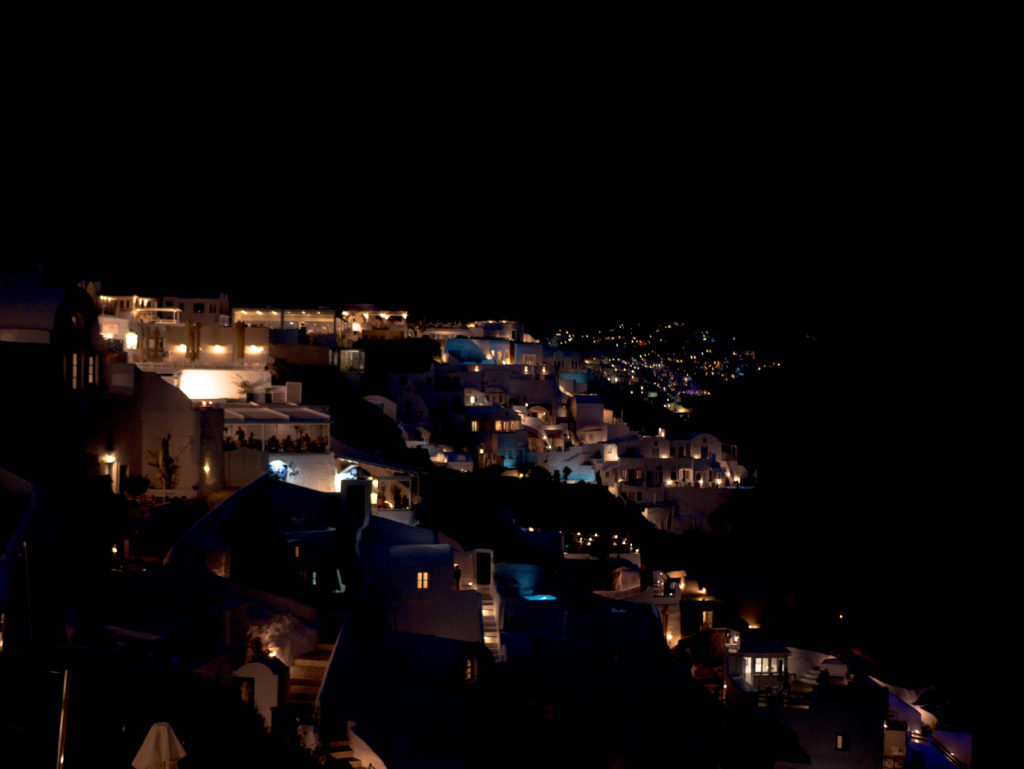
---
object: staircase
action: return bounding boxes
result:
[476,583,502,662]
[324,738,366,768]
[286,643,334,721]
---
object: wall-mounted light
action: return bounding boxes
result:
[102,454,116,464]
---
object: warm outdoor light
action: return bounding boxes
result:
[246,345,264,354]
[102,454,116,464]
[211,345,227,354]
[125,331,138,350]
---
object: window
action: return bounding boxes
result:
[464,656,477,682]
[416,571,429,589]
[193,303,205,313]
[836,733,850,751]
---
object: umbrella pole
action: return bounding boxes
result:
[55,668,70,768]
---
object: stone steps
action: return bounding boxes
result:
[326,739,365,768]
[475,585,503,661]
[287,644,334,713]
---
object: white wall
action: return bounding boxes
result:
[175,368,273,400]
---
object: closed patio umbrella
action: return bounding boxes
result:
[132,721,187,769]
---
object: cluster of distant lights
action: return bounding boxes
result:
[522,525,638,553]
[569,531,637,553]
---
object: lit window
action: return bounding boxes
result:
[464,656,477,682]
[417,571,429,589]
[836,733,850,751]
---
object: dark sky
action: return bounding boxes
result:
[7,44,983,344]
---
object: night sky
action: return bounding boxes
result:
[8,42,977,340]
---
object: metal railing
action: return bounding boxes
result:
[929,734,965,769]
